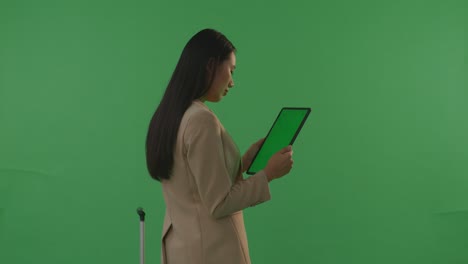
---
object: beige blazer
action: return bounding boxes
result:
[160,100,271,264]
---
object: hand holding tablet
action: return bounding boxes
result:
[247,107,311,176]
[263,145,294,181]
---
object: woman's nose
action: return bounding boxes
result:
[228,80,234,88]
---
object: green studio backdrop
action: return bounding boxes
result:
[1,0,467,263]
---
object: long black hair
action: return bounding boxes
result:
[146,29,236,181]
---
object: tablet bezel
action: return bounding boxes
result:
[246,107,311,175]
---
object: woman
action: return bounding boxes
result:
[146,29,294,264]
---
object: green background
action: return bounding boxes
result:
[1,0,467,263]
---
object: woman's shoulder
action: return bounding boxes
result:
[181,101,222,141]
[185,100,218,122]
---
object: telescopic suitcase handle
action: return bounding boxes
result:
[137,207,146,264]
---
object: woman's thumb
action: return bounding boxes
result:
[280,145,292,154]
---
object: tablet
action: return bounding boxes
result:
[247,107,311,175]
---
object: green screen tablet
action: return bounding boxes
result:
[246,107,311,175]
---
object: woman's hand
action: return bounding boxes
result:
[241,138,265,173]
[264,145,294,181]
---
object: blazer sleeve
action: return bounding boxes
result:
[184,110,271,219]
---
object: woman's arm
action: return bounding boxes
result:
[184,111,271,219]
